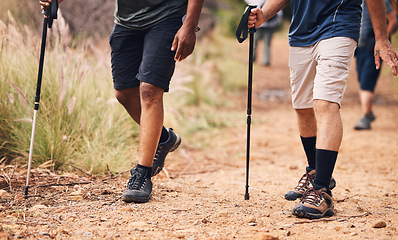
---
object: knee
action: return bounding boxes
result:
[115,90,130,107]
[115,90,127,106]
[313,100,339,115]
[140,83,164,107]
[115,88,140,108]
[295,108,315,118]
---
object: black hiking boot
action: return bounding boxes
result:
[151,128,181,177]
[285,167,336,201]
[292,187,334,219]
[122,167,152,203]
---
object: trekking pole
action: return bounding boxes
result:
[25,0,58,199]
[236,5,257,200]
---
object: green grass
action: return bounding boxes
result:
[0,16,139,175]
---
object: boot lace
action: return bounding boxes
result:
[126,171,147,190]
[294,172,315,191]
[153,145,163,162]
[300,188,323,206]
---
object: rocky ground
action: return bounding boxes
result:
[1,37,398,240]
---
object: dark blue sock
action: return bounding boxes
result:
[159,127,169,143]
[300,136,316,170]
[313,149,338,191]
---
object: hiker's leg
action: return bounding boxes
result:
[313,100,342,151]
[311,37,356,188]
[116,87,141,124]
[138,82,164,167]
[290,44,318,167]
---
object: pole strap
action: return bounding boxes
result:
[236,5,257,43]
[44,0,59,28]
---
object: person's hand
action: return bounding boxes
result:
[374,38,398,76]
[171,25,196,62]
[248,8,266,29]
[39,0,63,10]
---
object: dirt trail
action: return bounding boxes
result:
[1,37,398,240]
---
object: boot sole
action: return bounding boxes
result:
[292,205,335,219]
[122,194,152,203]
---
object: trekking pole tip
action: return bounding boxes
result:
[24,186,29,199]
[245,192,250,200]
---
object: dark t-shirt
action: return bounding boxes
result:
[289,0,362,47]
[114,0,188,30]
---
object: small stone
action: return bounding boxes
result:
[282,210,291,216]
[289,165,298,170]
[39,232,50,236]
[247,216,256,223]
[60,229,70,235]
[283,224,292,229]
[53,207,67,213]
[218,211,228,217]
[0,190,9,198]
[202,218,209,224]
[373,220,387,228]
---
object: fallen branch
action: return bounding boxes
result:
[35,181,93,188]
[101,170,129,181]
[66,164,95,178]
[335,194,359,203]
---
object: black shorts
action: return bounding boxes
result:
[109,17,183,92]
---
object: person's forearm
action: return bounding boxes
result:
[386,11,398,36]
[183,0,204,29]
[261,0,289,22]
[365,0,389,41]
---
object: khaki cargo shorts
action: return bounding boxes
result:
[289,37,357,109]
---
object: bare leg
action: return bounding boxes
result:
[359,89,374,115]
[115,83,164,167]
[313,100,342,151]
[115,87,141,124]
[295,108,317,138]
[138,82,164,167]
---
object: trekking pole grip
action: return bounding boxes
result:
[43,0,59,28]
[236,5,257,43]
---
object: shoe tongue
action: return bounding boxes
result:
[133,166,149,177]
[306,166,315,174]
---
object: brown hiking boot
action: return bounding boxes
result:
[285,168,336,201]
[292,187,334,219]
[285,168,315,201]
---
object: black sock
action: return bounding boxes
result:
[136,164,152,179]
[159,127,169,143]
[300,136,316,170]
[313,149,338,190]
